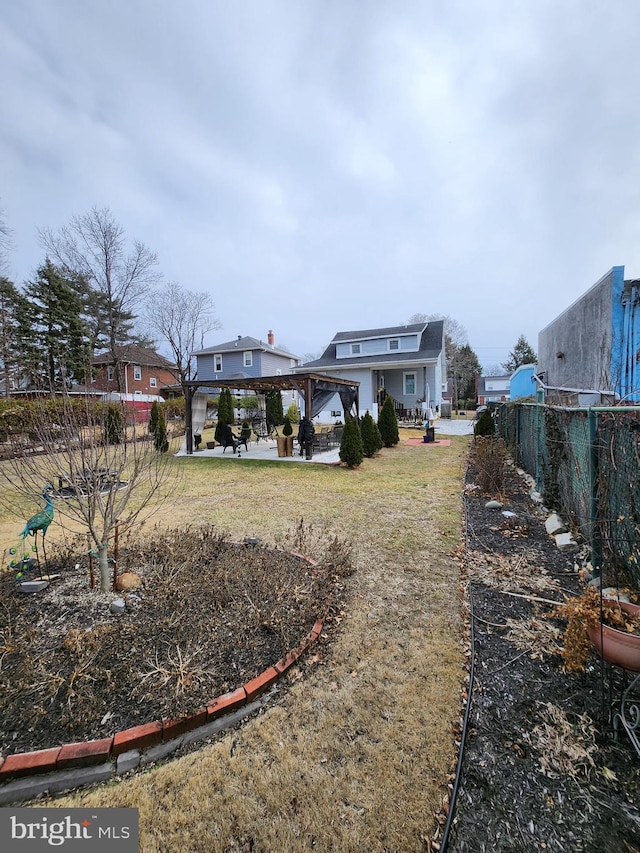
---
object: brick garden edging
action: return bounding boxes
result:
[0,553,331,806]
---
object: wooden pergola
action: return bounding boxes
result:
[182,372,359,454]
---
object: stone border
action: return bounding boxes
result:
[0,552,331,805]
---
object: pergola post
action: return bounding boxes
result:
[184,385,196,455]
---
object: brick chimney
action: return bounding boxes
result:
[267,330,274,346]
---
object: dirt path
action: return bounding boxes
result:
[16,436,469,852]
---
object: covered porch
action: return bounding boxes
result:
[182,373,359,455]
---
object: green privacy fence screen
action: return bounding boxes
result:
[496,403,640,589]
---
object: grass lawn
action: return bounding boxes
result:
[3,429,471,852]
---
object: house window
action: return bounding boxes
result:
[331,410,342,417]
[351,343,361,355]
[214,354,222,372]
[243,351,253,368]
[403,372,416,395]
[389,339,399,351]
[150,376,157,388]
[133,365,142,381]
[107,366,114,382]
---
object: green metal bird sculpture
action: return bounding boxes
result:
[11,485,55,578]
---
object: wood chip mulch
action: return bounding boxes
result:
[0,526,349,757]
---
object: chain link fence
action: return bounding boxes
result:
[497,403,640,589]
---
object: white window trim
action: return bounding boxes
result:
[133,365,142,381]
[403,371,417,396]
[214,354,223,372]
[243,351,253,367]
[150,376,157,387]
[351,343,361,355]
[388,338,400,351]
[107,366,114,382]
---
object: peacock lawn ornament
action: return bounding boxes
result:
[9,485,55,578]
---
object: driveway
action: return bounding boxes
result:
[434,417,475,436]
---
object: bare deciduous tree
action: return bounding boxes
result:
[145,281,221,387]
[39,206,161,391]
[0,392,179,591]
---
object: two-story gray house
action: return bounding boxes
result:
[297,321,446,422]
[193,331,301,381]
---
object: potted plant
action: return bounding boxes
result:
[282,416,294,456]
[559,586,640,673]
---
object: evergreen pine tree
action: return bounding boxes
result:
[502,335,537,373]
[361,410,383,457]
[0,277,26,397]
[339,413,364,468]
[18,259,92,389]
[378,395,400,447]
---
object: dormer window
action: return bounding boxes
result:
[389,339,399,351]
[351,343,361,355]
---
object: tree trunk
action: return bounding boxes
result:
[98,542,111,592]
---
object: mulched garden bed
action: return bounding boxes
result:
[0,526,348,757]
[446,455,640,852]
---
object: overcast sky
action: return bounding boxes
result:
[3,1,640,368]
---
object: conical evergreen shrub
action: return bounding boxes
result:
[378,395,399,447]
[339,414,364,468]
[104,404,124,445]
[474,409,495,437]
[149,400,160,437]
[151,402,169,452]
[361,409,383,457]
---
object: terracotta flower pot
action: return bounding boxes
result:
[588,600,640,673]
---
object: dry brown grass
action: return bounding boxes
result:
[5,430,470,852]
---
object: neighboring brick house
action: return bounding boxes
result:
[91,345,179,399]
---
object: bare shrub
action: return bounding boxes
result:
[471,435,508,497]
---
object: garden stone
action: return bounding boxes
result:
[115,571,141,591]
[485,500,503,509]
[530,490,544,503]
[18,580,49,593]
[502,510,517,518]
[545,513,568,536]
[109,597,126,615]
[555,532,579,553]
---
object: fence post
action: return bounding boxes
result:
[588,408,602,576]
[535,388,544,492]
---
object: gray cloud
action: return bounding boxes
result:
[3,0,640,366]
